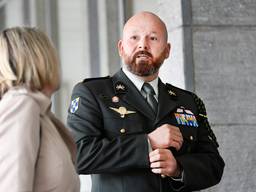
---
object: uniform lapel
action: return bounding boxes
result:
[155,80,180,124]
[112,69,155,120]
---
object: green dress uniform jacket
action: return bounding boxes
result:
[67,69,224,192]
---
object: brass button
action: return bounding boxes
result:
[190,136,194,141]
[120,128,126,133]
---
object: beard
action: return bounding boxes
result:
[123,50,166,77]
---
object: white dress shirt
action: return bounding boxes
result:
[122,66,159,101]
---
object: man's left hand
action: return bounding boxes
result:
[149,149,181,177]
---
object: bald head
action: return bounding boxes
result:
[118,11,171,80]
[123,11,168,42]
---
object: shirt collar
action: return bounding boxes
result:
[122,66,159,97]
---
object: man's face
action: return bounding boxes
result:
[118,13,170,77]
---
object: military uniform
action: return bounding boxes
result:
[67,69,224,192]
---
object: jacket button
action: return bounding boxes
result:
[120,128,126,133]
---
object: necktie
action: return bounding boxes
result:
[142,83,158,114]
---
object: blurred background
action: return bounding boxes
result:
[1,0,255,191]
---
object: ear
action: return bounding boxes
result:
[164,43,171,58]
[117,40,123,57]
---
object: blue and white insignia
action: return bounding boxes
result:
[70,97,80,114]
[174,107,198,127]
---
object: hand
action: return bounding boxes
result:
[149,149,181,177]
[148,124,183,150]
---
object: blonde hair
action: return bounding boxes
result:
[0,27,60,97]
[0,27,77,161]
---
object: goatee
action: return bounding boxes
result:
[124,50,165,77]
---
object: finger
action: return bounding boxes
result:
[151,168,170,176]
[149,148,163,157]
[149,150,169,163]
[171,130,183,139]
[151,168,162,174]
[150,161,167,168]
[149,153,162,163]
[169,139,183,151]
[169,126,183,137]
[170,130,183,141]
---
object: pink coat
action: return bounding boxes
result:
[0,87,80,191]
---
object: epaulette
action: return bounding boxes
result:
[192,93,219,147]
[82,76,110,83]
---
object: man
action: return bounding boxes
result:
[67,11,224,192]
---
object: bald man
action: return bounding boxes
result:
[68,12,224,192]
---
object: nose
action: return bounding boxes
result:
[138,38,148,50]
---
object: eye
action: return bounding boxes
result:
[130,36,138,40]
[150,36,158,41]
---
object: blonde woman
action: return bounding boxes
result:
[0,27,80,191]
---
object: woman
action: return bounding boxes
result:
[0,27,80,191]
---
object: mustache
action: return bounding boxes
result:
[134,51,152,58]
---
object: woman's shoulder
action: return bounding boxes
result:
[0,86,40,114]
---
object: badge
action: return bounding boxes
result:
[109,106,136,118]
[114,82,127,94]
[70,97,80,114]
[112,96,119,103]
[174,107,198,127]
[168,90,176,96]
[116,84,125,91]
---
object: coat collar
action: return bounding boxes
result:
[155,80,179,123]
[112,69,155,119]
[6,86,51,115]
[112,69,179,121]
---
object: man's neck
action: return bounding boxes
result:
[122,65,159,82]
[140,72,159,82]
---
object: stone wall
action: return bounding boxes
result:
[188,0,256,191]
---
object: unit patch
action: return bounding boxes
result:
[174,107,198,127]
[70,97,80,114]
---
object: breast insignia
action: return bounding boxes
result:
[109,106,136,118]
[174,107,198,127]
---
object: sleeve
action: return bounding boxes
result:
[67,83,150,174]
[0,95,40,191]
[174,94,225,191]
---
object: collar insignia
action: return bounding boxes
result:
[168,90,176,96]
[110,106,136,118]
[115,81,127,94]
[116,84,125,90]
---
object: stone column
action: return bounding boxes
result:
[186,0,256,191]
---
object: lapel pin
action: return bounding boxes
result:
[168,90,176,96]
[115,81,127,94]
[109,106,136,118]
[116,84,125,91]
[112,96,119,103]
